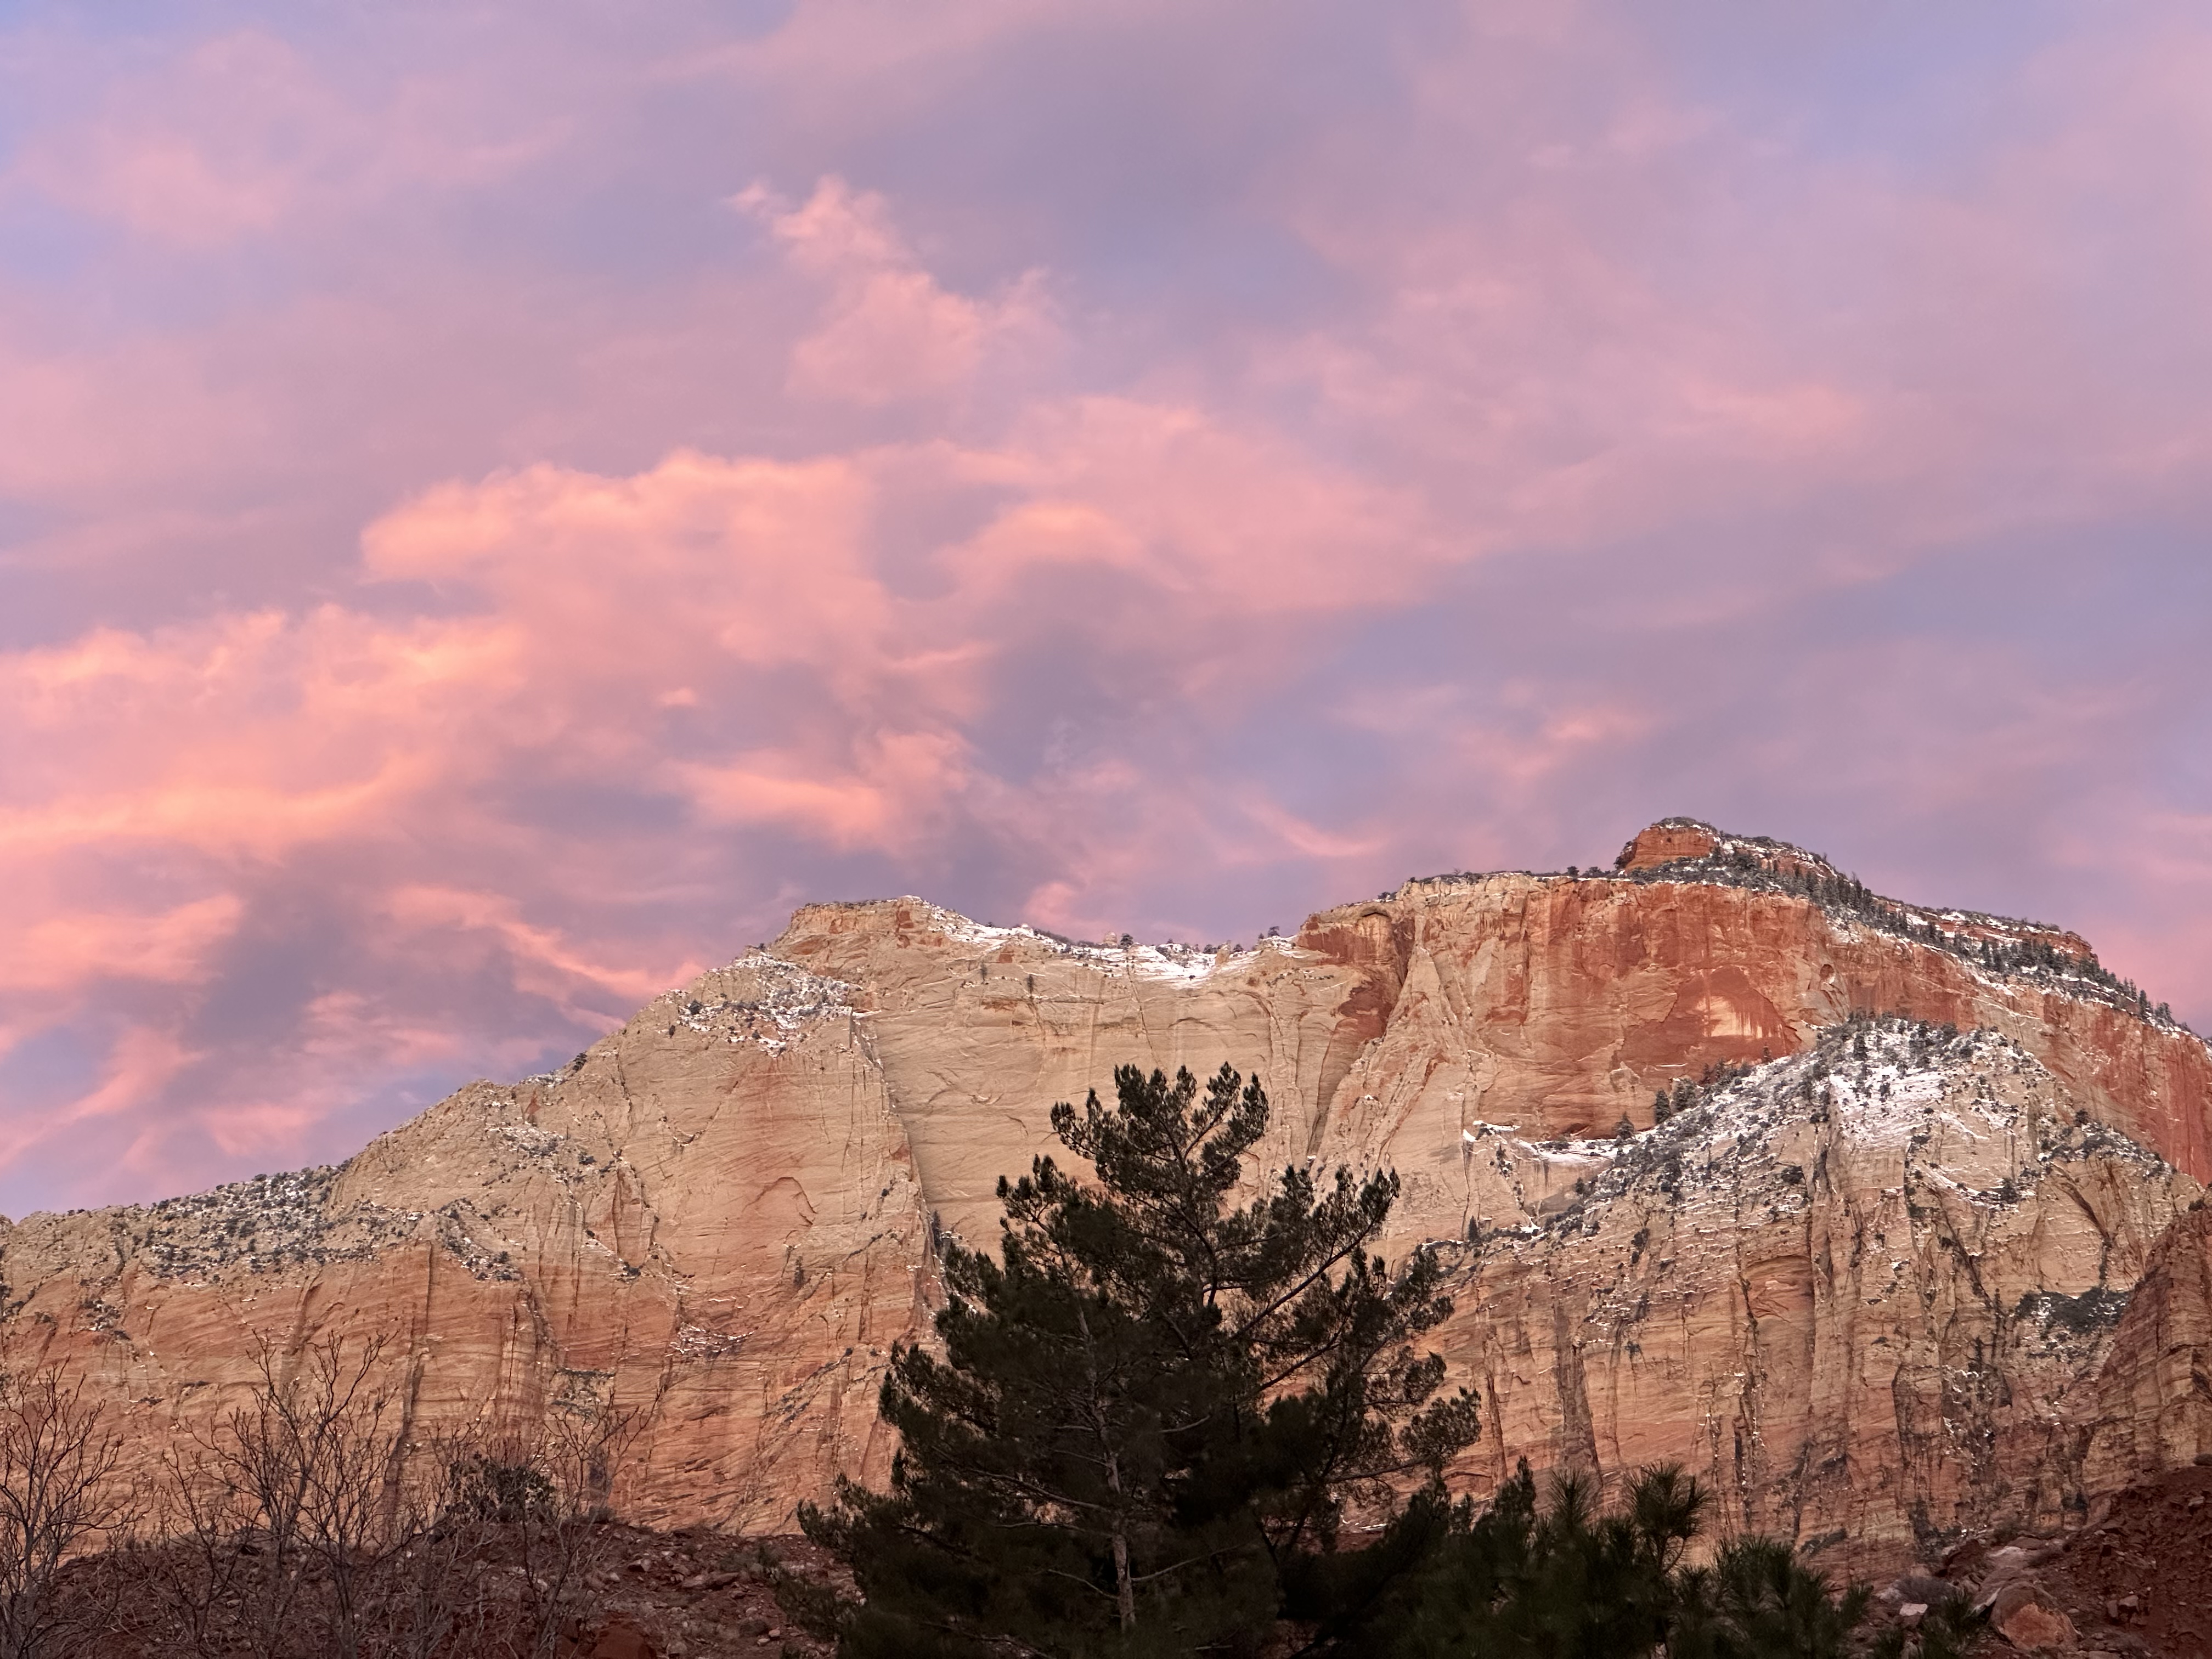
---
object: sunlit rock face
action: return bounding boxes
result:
[1,821,2207,1567]
[1436,1022,2197,1572]
[0,956,932,1532]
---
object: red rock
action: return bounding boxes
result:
[1989,1582,2076,1650]
[586,1620,656,1659]
[1617,819,1724,871]
[2082,1203,2212,1489]
[0,820,2205,1568]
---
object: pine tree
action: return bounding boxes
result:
[1300,1462,1872,1659]
[1299,1460,1697,1656]
[1866,1589,1979,1659]
[1670,1537,1870,1659]
[795,1063,1479,1659]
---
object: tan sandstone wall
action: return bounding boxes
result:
[1,821,2207,1565]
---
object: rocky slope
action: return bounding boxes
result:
[0,955,930,1529]
[1438,1017,2198,1567]
[1936,1462,2212,1654]
[1,820,2208,1569]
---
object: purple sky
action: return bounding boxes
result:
[2,1,2209,1215]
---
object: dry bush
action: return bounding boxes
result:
[0,1365,137,1659]
[117,1336,636,1658]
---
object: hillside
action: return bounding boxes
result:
[2,819,2208,1575]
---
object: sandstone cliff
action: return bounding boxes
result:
[1,821,2207,1567]
[0,956,929,1528]
[2080,1196,2212,1491]
[1440,1018,2197,1567]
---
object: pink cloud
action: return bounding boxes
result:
[1237,800,1387,863]
[737,178,1055,405]
[0,895,243,995]
[0,1025,200,1188]
[12,27,562,249]
[66,1026,198,1121]
[949,398,1438,619]
[380,887,693,1012]
[0,352,1442,1182]
[363,450,900,680]
[1,2,2210,1212]
[198,1101,325,1160]
[16,32,335,245]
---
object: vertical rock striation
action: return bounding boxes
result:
[1,821,2207,1564]
[0,955,932,1528]
[1434,1020,2196,1568]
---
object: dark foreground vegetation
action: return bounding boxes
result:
[0,1339,775,1658]
[0,1065,1994,1657]
[787,1065,1965,1658]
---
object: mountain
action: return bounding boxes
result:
[2,819,2207,1573]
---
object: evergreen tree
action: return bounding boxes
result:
[1670,1537,1870,1659]
[1866,1589,1980,1659]
[1300,1461,1694,1657]
[1301,1463,1871,1659]
[796,1063,1479,1659]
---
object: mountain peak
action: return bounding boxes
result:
[1613,817,1842,881]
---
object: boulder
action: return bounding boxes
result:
[1989,1581,2076,1651]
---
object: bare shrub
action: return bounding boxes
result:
[155,1333,413,1658]
[0,1365,137,1659]
[456,1402,639,1658]
[138,1335,634,1658]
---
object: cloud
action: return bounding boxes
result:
[15,32,337,245]
[10,26,561,248]
[0,895,244,996]
[1,1,2209,1212]
[737,177,1055,404]
[0,373,1432,1202]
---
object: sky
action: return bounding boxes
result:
[2,0,2210,1215]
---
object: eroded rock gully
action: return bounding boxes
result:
[2,821,2209,1572]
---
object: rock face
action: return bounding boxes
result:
[1,820,2208,1566]
[2080,1198,2212,1488]
[0,957,930,1528]
[1439,1020,2197,1568]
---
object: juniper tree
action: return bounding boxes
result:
[796,1062,1478,1659]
